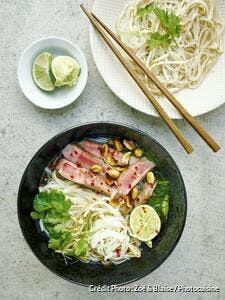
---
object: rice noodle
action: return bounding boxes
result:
[40,171,141,264]
[116,0,224,94]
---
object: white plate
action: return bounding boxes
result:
[17,37,88,109]
[90,0,225,119]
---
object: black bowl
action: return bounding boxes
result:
[17,122,187,286]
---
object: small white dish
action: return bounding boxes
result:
[17,37,88,109]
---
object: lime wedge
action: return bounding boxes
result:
[51,56,80,87]
[129,205,161,242]
[32,52,55,91]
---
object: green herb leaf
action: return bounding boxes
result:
[44,210,70,225]
[148,178,169,223]
[65,250,75,257]
[143,150,159,165]
[138,5,181,49]
[30,211,41,220]
[33,192,52,212]
[149,195,169,224]
[152,7,181,45]
[48,238,61,250]
[44,223,60,238]
[31,189,73,252]
[74,237,88,257]
[32,190,71,214]
[84,212,91,232]
[54,223,67,233]
[158,11,181,37]
[48,231,73,250]
[137,4,153,17]
[60,232,73,249]
[153,7,170,28]
[153,179,169,198]
[72,214,90,257]
[147,32,171,50]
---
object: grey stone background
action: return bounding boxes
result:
[0,0,224,299]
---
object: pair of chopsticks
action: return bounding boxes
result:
[80,5,220,154]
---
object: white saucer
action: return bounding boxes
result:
[17,37,88,109]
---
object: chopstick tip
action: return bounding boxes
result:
[186,146,194,155]
[213,144,221,153]
[80,3,91,18]
[80,4,87,13]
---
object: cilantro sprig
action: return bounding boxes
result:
[137,4,181,49]
[31,190,91,258]
[31,189,73,251]
[142,151,169,223]
[148,175,169,224]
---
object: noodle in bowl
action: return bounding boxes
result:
[116,0,224,94]
[40,171,141,265]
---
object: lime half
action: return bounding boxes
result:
[32,52,55,91]
[129,205,161,242]
[51,56,80,87]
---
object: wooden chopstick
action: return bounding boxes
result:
[81,5,194,154]
[81,5,220,153]
[92,13,220,153]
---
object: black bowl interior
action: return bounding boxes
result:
[17,122,187,286]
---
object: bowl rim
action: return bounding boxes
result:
[17,36,88,109]
[17,121,187,286]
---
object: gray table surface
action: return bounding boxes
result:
[0,0,225,299]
